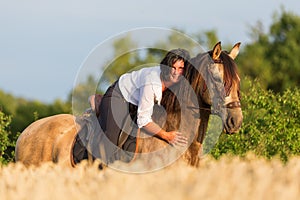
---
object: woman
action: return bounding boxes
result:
[98,48,190,163]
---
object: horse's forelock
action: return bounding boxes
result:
[220,51,240,97]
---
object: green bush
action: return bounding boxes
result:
[0,111,14,164]
[210,78,300,162]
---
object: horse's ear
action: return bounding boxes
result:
[212,41,222,60]
[229,42,241,60]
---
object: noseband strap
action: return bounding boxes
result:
[225,101,241,109]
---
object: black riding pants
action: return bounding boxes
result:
[98,81,137,163]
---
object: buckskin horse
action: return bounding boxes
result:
[15,42,243,171]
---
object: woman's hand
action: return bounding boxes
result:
[162,131,188,147]
[143,122,188,147]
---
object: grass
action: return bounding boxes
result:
[1,154,300,200]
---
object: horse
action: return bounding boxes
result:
[15,42,243,171]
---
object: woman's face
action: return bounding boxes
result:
[169,59,185,84]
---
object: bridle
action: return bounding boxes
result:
[187,100,241,115]
[187,58,241,115]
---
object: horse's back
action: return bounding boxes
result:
[15,114,79,167]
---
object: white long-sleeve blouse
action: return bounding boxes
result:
[118,66,162,128]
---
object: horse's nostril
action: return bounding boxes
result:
[227,117,234,128]
[230,117,235,127]
[226,116,242,133]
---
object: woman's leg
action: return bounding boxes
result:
[98,82,128,163]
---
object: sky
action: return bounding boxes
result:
[1,0,300,103]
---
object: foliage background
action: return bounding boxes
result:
[1,9,300,164]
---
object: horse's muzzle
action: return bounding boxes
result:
[224,108,243,134]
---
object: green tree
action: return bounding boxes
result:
[267,9,300,91]
[0,90,18,115]
[238,26,273,90]
[100,35,141,85]
[0,89,71,134]
[192,29,219,51]
[238,8,300,92]
[70,75,99,115]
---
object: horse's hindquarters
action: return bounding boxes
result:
[15,114,79,167]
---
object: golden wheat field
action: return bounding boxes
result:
[1,154,300,200]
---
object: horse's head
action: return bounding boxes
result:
[188,42,243,134]
[208,42,243,134]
